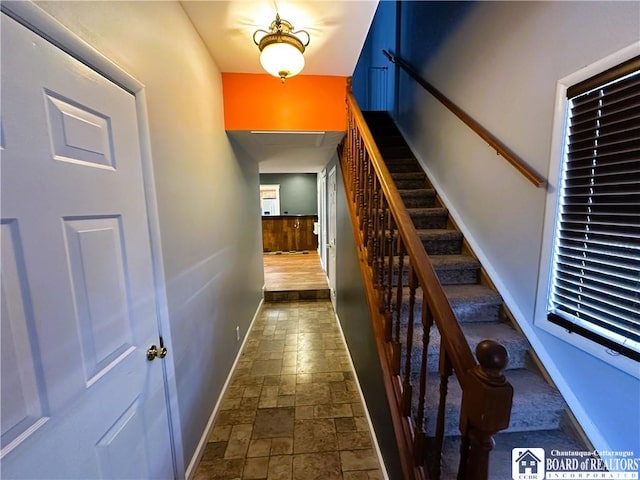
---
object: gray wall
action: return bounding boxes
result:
[329,158,402,479]
[37,1,265,472]
[260,173,318,215]
[389,1,639,452]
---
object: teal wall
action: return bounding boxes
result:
[260,173,317,215]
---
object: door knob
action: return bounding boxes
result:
[147,336,168,361]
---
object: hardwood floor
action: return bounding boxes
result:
[263,252,329,299]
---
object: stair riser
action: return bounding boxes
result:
[448,302,501,324]
[379,146,414,158]
[435,268,480,285]
[374,136,405,146]
[421,238,463,255]
[386,163,424,174]
[398,337,527,376]
[397,295,500,325]
[399,370,564,436]
[392,267,480,286]
[410,214,448,229]
[394,178,427,189]
[401,195,436,208]
[418,400,563,437]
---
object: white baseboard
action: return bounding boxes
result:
[184,298,264,479]
[333,312,390,480]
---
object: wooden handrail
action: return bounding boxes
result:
[341,83,513,479]
[382,49,546,188]
[347,94,478,381]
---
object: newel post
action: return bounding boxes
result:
[458,340,513,480]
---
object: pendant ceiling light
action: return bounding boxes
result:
[253,14,310,83]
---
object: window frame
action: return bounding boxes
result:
[534,43,640,378]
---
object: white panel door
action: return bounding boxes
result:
[0,14,174,479]
[318,171,327,270]
[328,166,338,307]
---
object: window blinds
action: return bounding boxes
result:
[548,56,640,362]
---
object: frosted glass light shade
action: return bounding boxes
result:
[260,42,305,79]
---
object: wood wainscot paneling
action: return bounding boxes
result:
[262,215,318,252]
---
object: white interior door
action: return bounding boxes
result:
[1,14,174,479]
[318,171,327,270]
[328,166,337,307]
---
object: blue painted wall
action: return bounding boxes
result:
[352,1,397,112]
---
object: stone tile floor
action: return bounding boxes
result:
[193,300,385,480]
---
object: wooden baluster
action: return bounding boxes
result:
[402,265,417,416]
[458,433,470,480]
[384,211,396,341]
[351,122,358,204]
[365,161,375,256]
[359,152,368,235]
[414,295,433,467]
[386,211,396,312]
[369,174,379,269]
[354,133,362,216]
[377,194,387,300]
[350,122,356,192]
[345,110,352,186]
[377,195,389,314]
[392,239,405,375]
[434,348,453,480]
[458,340,513,480]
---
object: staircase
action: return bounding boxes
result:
[362,111,586,479]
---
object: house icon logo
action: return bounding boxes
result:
[512,448,545,480]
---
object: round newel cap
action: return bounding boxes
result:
[476,339,509,372]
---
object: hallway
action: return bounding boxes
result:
[193,254,386,480]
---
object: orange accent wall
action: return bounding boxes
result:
[222,73,347,131]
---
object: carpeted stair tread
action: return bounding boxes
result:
[385,157,420,164]
[416,368,565,437]
[391,254,480,285]
[401,321,529,372]
[442,284,503,323]
[399,189,437,208]
[394,176,428,189]
[401,284,501,323]
[385,159,424,173]
[430,254,481,285]
[409,208,449,229]
[430,254,480,272]
[391,172,427,181]
[415,228,460,238]
[373,134,406,146]
[415,229,463,255]
[379,145,414,158]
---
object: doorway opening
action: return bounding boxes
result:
[259,184,280,216]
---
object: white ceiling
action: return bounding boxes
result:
[181,0,378,173]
